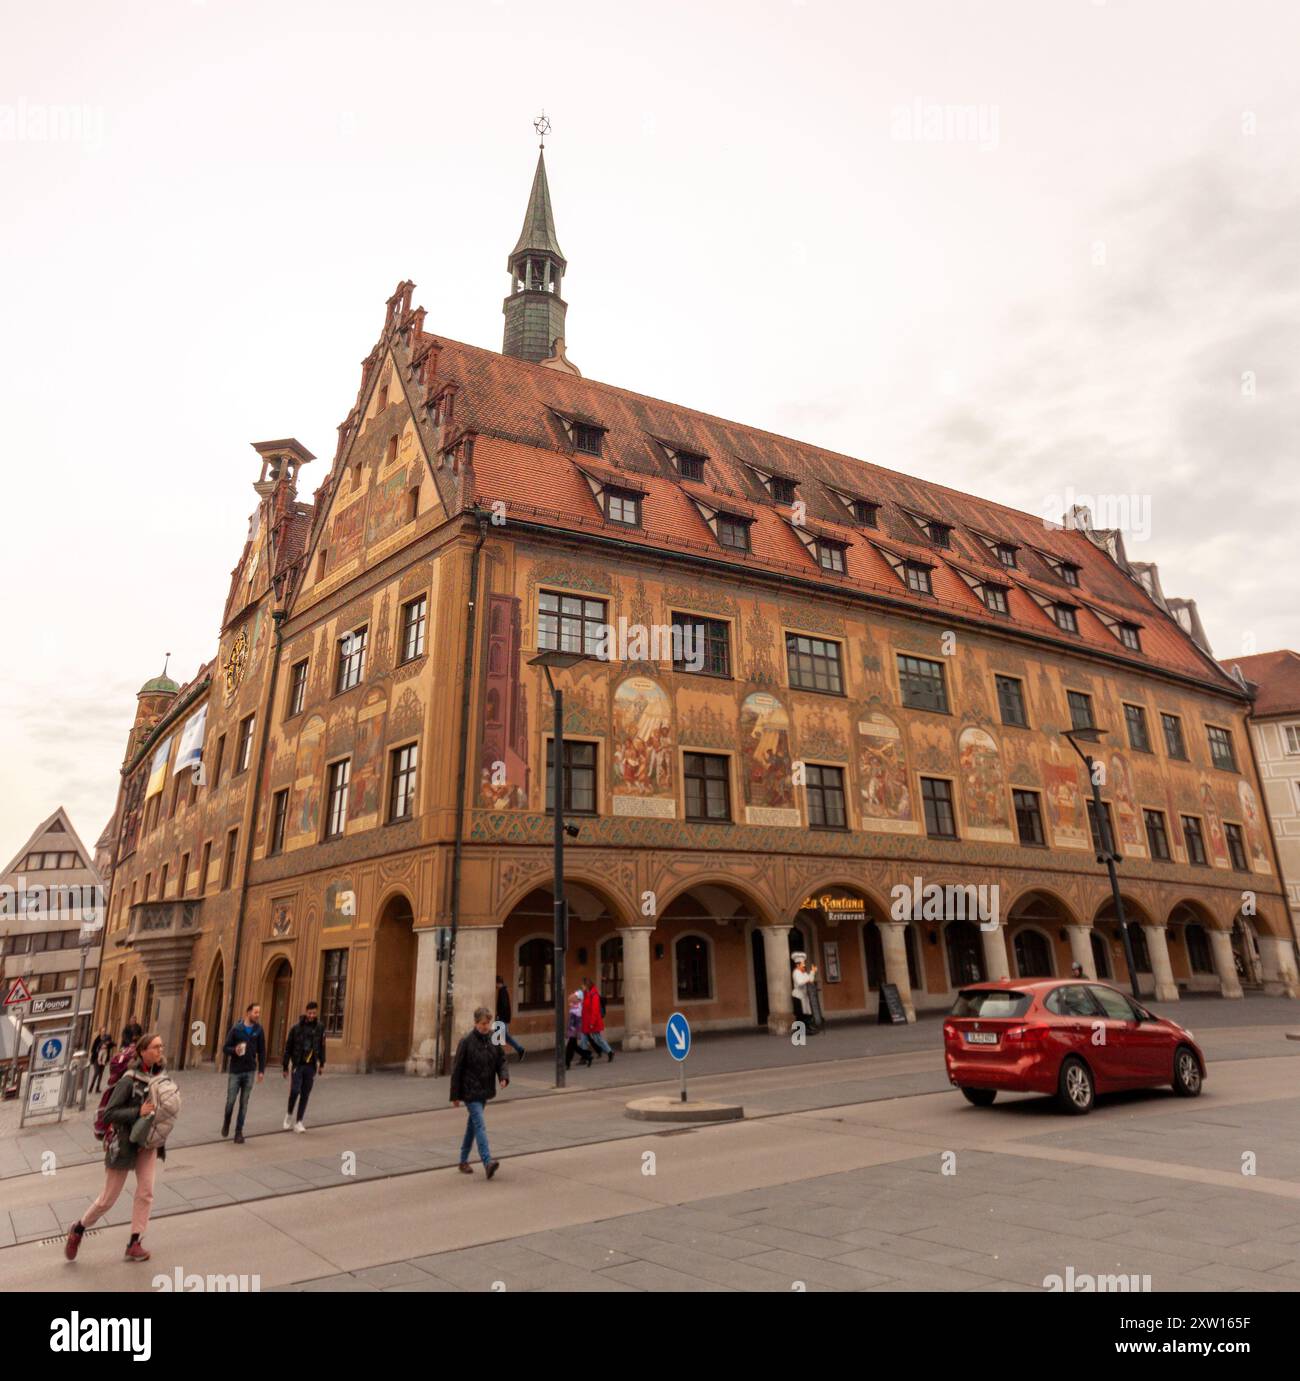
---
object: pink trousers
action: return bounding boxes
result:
[82,1148,157,1236]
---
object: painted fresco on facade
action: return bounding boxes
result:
[351,689,388,824]
[1043,739,1089,849]
[612,675,675,817]
[677,688,736,748]
[323,878,355,928]
[366,462,411,547]
[330,497,366,572]
[1199,776,1231,867]
[1109,753,1147,857]
[856,709,917,832]
[479,593,529,809]
[1238,779,1272,872]
[958,726,1013,842]
[795,701,851,763]
[740,691,798,825]
[291,714,326,844]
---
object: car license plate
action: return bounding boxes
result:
[965,1032,998,1045]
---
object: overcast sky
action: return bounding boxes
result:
[2,0,1297,861]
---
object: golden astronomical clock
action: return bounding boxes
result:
[223,628,249,698]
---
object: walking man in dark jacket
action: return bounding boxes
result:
[221,1003,266,1144]
[282,1001,326,1133]
[494,975,525,1061]
[450,1006,509,1179]
[88,1029,114,1093]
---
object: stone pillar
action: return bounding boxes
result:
[1066,925,1097,979]
[618,926,655,1050]
[1141,924,1181,1001]
[406,927,443,1075]
[761,925,794,1035]
[450,924,502,1044]
[1258,934,1300,998]
[879,922,917,1022]
[980,923,1010,981]
[1207,926,1245,999]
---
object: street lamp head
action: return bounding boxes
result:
[1062,726,1107,745]
[527,651,592,671]
[564,823,580,839]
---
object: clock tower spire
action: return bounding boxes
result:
[502,115,579,374]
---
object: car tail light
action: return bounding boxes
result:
[943,1022,957,1041]
[1003,1025,1044,1046]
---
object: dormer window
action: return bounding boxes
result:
[904,562,933,595]
[717,514,752,552]
[1118,622,1142,652]
[926,521,952,548]
[1060,562,1080,587]
[984,583,1010,615]
[573,423,604,456]
[816,540,847,574]
[770,476,797,505]
[676,451,705,482]
[605,487,641,527]
[1053,604,1079,634]
[996,544,1018,569]
[851,499,878,526]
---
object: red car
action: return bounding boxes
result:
[943,978,1206,1115]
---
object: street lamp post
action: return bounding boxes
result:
[1062,727,1142,1001]
[528,650,591,1089]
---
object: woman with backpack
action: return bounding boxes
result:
[65,1031,179,1263]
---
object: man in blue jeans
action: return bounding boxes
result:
[450,1006,509,1179]
[221,1003,266,1145]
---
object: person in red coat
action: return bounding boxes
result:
[581,977,615,1063]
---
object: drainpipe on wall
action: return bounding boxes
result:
[223,605,287,1063]
[438,506,490,1075]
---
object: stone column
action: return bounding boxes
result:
[1258,934,1300,998]
[1141,924,1181,1001]
[761,925,794,1035]
[450,924,502,1044]
[980,923,1010,981]
[879,922,917,1022]
[406,927,443,1075]
[1207,926,1245,999]
[1066,925,1097,979]
[617,926,655,1051]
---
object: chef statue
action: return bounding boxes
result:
[791,951,819,1029]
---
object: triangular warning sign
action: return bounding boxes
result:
[4,977,31,1005]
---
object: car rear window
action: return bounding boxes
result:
[950,990,1032,1019]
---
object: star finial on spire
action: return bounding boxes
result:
[534,111,551,150]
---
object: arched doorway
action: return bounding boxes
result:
[125,977,138,1033]
[204,957,225,1065]
[1168,902,1218,993]
[1013,929,1054,978]
[368,893,417,1067]
[945,920,984,987]
[1090,932,1110,979]
[1095,898,1154,995]
[265,958,293,1060]
[142,981,155,1030]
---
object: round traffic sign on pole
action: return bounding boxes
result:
[666,1011,691,1061]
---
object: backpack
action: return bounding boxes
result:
[129,1072,182,1149]
[93,1043,137,1141]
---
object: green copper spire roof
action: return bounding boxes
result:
[509,151,565,263]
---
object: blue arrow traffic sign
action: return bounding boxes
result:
[40,1037,63,1062]
[665,1011,691,1062]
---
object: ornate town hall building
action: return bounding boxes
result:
[95,147,1300,1072]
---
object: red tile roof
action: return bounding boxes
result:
[1218,650,1300,716]
[417,332,1241,694]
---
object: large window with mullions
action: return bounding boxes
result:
[785,633,843,694]
[537,590,608,657]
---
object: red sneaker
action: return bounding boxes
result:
[64,1226,84,1261]
[124,1240,151,1262]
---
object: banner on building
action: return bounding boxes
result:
[173,704,208,778]
[145,734,173,798]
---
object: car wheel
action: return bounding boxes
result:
[1057,1055,1095,1115]
[960,1087,997,1107]
[1172,1044,1203,1098]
